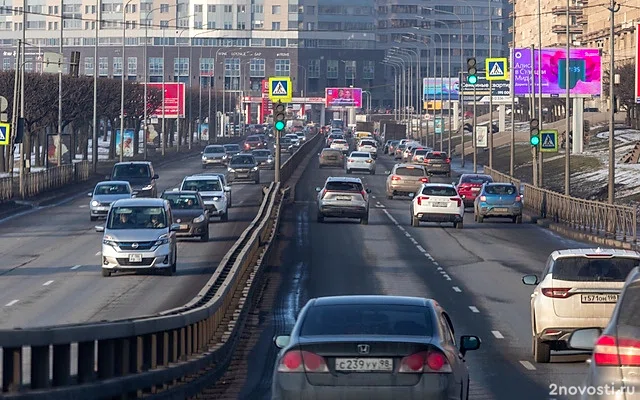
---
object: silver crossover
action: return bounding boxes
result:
[201,145,228,168]
[316,176,371,224]
[89,181,132,221]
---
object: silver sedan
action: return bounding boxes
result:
[346,151,376,175]
[88,181,133,221]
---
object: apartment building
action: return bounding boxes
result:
[511,0,586,49]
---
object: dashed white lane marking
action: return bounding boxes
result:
[43,280,54,286]
[5,300,19,307]
[95,252,101,256]
[443,274,452,281]
[437,267,443,271]
[371,195,376,199]
[409,238,418,244]
[433,261,439,266]
[404,232,411,238]
[79,205,88,208]
[469,306,480,313]
[375,203,385,208]
[71,265,82,270]
[492,330,504,339]
[416,245,426,253]
[452,286,462,292]
[519,360,536,370]
[382,209,398,225]
[398,226,406,232]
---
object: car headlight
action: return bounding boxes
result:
[91,200,100,207]
[193,214,205,223]
[155,234,169,246]
[202,156,207,160]
[103,234,116,247]
[142,185,153,190]
[213,196,220,201]
[223,155,228,159]
[228,167,235,172]
[252,166,258,171]
[267,158,273,163]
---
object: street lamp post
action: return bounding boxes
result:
[456,1,477,171]
[392,48,419,139]
[382,61,399,120]
[119,0,134,163]
[92,0,100,172]
[386,56,407,123]
[402,34,435,146]
[607,0,620,203]
[57,0,64,167]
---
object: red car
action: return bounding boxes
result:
[243,135,265,151]
[456,174,494,207]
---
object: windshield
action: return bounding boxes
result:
[247,136,260,142]
[224,144,240,152]
[204,146,225,154]
[182,179,222,192]
[461,175,493,184]
[107,206,167,230]
[112,164,150,179]
[350,153,369,158]
[552,256,639,282]
[322,150,342,156]
[231,156,255,165]
[325,181,363,192]
[414,150,429,156]
[426,152,448,159]
[485,184,516,195]
[333,140,347,144]
[95,184,130,195]
[161,193,202,209]
[301,304,434,336]
[396,167,426,176]
[252,150,270,157]
[422,186,458,196]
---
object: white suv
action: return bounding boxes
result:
[357,139,378,158]
[180,175,230,221]
[410,183,464,228]
[523,248,640,363]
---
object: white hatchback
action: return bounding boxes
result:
[357,139,378,158]
[346,151,376,175]
[410,184,464,228]
[330,139,350,153]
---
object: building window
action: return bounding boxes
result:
[113,57,123,76]
[149,57,163,76]
[207,21,216,29]
[127,57,137,76]
[238,5,245,12]
[224,58,240,77]
[272,5,280,14]
[308,59,320,78]
[327,60,338,79]
[160,3,169,13]
[237,22,245,29]
[194,4,202,13]
[84,57,94,76]
[345,60,356,80]
[208,5,216,12]
[99,57,108,76]
[224,5,232,12]
[200,57,214,76]
[271,22,280,30]
[275,59,290,76]
[2,59,10,71]
[174,57,189,76]
[362,60,374,79]
[249,58,265,77]
[224,21,232,29]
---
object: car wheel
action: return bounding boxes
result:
[200,229,209,242]
[387,194,393,200]
[411,215,420,227]
[477,215,484,223]
[515,215,523,224]
[473,214,478,222]
[90,216,98,221]
[255,178,260,184]
[221,212,229,222]
[360,215,369,225]
[533,335,551,363]
[456,221,464,229]
[370,170,375,175]
[317,214,324,223]
[202,164,207,169]
[101,268,111,277]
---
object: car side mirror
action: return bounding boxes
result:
[274,335,290,349]
[459,335,481,357]
[452,182,457,186]
[200,151,203,154]
[87,192,93,197]
[315,187,322,192]
[366,189,372,193]
[568,328,602,351]
[385,170,391,175]
[224,186,231,192]
[170,223,181,232]
[95,225,105,233]
[153,174,159,180]
[522,274,539,285]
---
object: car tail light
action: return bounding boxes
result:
[360,190,367,198]
[593,335,640,366]
[420,177,429,183]
[445,158,451,164]
[416,196,429,205]
[515,196,521,202]
[541,288,572,298]
[479,195,487,202]
[366,159,373,164]
[450,197,461,207]
[391,175,402,181]
[277,350,329,372]
[399,350,452,373]
[348,158,354,163]
[320,189,327,199]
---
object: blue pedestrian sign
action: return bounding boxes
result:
[268,77,292,103]
[540,130,558,153]
[485,58,509,81]
[0,122,10,146]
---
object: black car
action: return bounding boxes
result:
[108,161,159,197]
[160,190,209,241]
[277,138,294,154]
[227,154,260,184]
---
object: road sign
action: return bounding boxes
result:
[0,122,10,145]
[268,77,292,103]
[459,72,512,104]
[485,58,508,81]
[540,130,559,153]
[475,125,488,148]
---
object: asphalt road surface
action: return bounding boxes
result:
[236,148,594,400]
[0,151,288,330]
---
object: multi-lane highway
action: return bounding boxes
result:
[231,147,594,400]
[0,151,287,329]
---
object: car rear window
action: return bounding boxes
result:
[224,144,240,151]
[426,152,448,159]
[350,152,369,158]
[325,181,363,192]
[485,184,516,195]
[398,144,407,150]
[247,136,260,141]
[112,164,150,179]
[421,186,457,196]
[396,166,425,176]
[414,150,429,156]
[300,304,434,336]
[552,257,639,282]
[618,283,640,327]
[253,150,270,156]
[322,149,342,156]
[461,175,493,184]
[332,139,347,144]
[360,140,376,146]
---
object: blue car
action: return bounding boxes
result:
[474,183,523,223]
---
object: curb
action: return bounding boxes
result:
[283,138,323,204]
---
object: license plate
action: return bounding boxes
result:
[180,224,189,230]
[494,208,509,212]
[237,174,248,178]
[432,202,448,207]
[472,188,481,192]
[581,294,619,303]
[334,358,393,372]
[431,164,442,167]
[336,196,352,201]
[129,254,142,262]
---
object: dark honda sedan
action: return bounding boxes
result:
[160,190,209,241]
[272,295,481,400]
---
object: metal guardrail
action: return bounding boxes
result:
[0,133,321,399]
[484,167,638,244]
[0,161,91,202]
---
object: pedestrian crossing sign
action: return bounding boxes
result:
[540,130,559,153]
[485,58,508,81]
[0,122,10,146]
[268,77,292,103]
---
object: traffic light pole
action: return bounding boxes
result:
[274,130,281,183]
[273,100,286,183]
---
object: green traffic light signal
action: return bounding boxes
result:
[530,135,540,146]
[275,120,285,131]
[467,75,477,84]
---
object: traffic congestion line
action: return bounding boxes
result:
[5,299,19,307]
[519,360,537,371]
[71,265,81,270]
[492,330,505,339]
[469,306,480,313]
[43,280,54,286]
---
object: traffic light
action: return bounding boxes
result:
[530,118,540,146]
[274,101,286,131]
[69,51,80,77]
[466,58,477,84]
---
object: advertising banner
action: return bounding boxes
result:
[146,123,159,145]
[512,48,602,97]
[434,118,444,135]
[146,82,186,118]
[475,126,488,148]
[423,77,460,101]
[636,24,640,103]
[115,129,135,158]
[46,133,71,167]
[325,88,362,108]
[199,123,209,141]
[426,76,513,105]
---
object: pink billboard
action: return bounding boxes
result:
[146,82,186,118]
[512,48,602,97]
[325,87,362,108]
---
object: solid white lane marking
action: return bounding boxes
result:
[492,330,504,339]
[520,360,536,370]
[469,306,480,313]
[452,286,461,292]
[382,209,398,225]
[5,300,18,307]
[416,245,426,253]
[43,280,54,286]
[95,252,101,256]
[71,265,81,270]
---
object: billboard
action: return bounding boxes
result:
[636,24,640,103]
[46,133,71,167]
[424,76,513,105]
[325,88,362,108]
[423,78,460,101]
[115,129,135,158]
[512,48,602,97]
[199,123,209,141]
[146,82,186,118]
